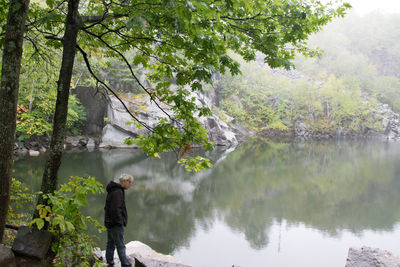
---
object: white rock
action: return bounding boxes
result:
[28,150,40,156]
[99,124,137,148]
[100,241,192,267]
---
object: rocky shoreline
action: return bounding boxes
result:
[12,129,397,159]
[258,128,389,141]
[13,136,102,158]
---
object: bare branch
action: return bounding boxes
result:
[80,13,128,25]
[45,35,63,41]
[81,28,179,123]
[220,13,263,21]
[76,44,153,132]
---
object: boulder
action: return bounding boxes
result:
[28,150,40,157]
[74,86,108,136]
[12,226,53,260]
[65,136,88,147]
[126,241,192,267]
[346,246,400,267]
[14,141,28,155]
[99,124,138,148]
[0,244,16,267]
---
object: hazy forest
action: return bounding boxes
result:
[214,12,400,133]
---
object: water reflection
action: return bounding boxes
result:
[13,138,400,258]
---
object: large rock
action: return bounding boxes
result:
[0,244,16,267]
[11,226,53,260]
[100,124,138,148]
[101,241,192,267]
[346,246,400,267]
[126,241,192,267]
[65,136,89,147]
[74,86,108,136]
[100,93,240,148]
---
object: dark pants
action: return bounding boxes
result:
[106,225,132,267]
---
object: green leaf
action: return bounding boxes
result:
[33,218,45,230]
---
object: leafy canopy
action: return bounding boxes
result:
[24,0,350,169]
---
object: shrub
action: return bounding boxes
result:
[30,176,105,267]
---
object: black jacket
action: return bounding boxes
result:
[104,181,128,229]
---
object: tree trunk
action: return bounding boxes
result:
[0,0,30,243]
[35,0,80,217]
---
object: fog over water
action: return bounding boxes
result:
[324,0,400,15]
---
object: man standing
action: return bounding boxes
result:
[104,173,134,267]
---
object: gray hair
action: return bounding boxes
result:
[118,173,134,183]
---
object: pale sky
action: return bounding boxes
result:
[336,0,400,14]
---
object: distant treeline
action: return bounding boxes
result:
[212,12,400,133]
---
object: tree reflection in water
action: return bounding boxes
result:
[13,138,400,255]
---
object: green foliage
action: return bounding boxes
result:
[8,178,35,223]
[66,95,86,136]
[0,0,9,47]
[178,156,213,172]
[29,176,105,267]
[15,43,86,140]
[16,93,86,140]
[4,178,36,245]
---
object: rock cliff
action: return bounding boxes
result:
[99,92,248,148]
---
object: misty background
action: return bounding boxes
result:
[202,2,400,136]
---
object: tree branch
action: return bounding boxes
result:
[76,45,153,132]
[81,28,179,123]
[80,13,128,25]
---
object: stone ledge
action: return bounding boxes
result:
[98,240,192,267]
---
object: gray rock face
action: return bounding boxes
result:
[11,226,53,260]
[379,103,400,140]
[0,244,16,267]
[100,93,240,148]
[346,246,400,267]
[74,86,108,136]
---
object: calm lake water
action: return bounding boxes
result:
[13,137,400,267]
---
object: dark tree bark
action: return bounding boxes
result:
[35,0,81,217]
[0,0,30,243]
